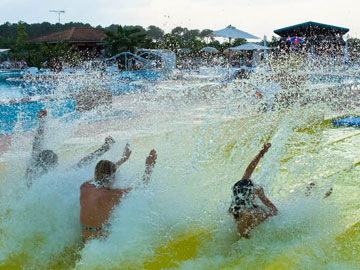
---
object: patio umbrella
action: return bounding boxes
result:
[200,46,219,53]
[213,25,259,40]
[213,25,259,72]
[230,43,273,67]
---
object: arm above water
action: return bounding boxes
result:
[114,143,132,169]
[142,149,157,185]
[242,143,271,180]
[254,186,278,216]
[26,110,48,182]
[76,136,116,168]
[31,109,47,160]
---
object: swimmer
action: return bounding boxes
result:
[26,109,116,187]
[80,147,157,242]
[228,143,278,239]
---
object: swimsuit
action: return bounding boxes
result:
[81,223,110,231]
[229,193,258,217]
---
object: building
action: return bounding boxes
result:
[274,21,349,57]
[32,27,105,52]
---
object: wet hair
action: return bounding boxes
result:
[94,160,116,183]
[232,178,254,198]
[229,178,256,219]
[34,150,58,172]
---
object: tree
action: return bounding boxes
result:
[183,29,200,41]
[199,29,213,43]
[266,36,280,48]
[15,23,28,51]
[41,41,78,71]
[104,25,149,56]
[146,25,164,41]
[207,40,222,50]
[232,38,246,47]
[171,26,188,38]
[185,37,205,52]
[158,33,183,52]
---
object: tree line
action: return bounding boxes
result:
[0,21,282,69]
[1,21,359,69]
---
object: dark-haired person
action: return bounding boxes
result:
[26,109,116,187]
[80,147,157,242]
[228,143,278,239]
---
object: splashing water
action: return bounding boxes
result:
[1,62,360,270]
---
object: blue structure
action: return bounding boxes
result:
[333,116,360,127]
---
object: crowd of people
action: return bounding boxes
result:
[26,109,332,243]
[0,59,27,69]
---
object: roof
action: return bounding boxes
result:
[274,21,349,37]
[32,27,105,43]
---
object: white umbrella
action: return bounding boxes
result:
[213,25,259,40]
[213,25,259,76]
[200,46,219,53]
[230,43,272,67]
[230,43,272,51]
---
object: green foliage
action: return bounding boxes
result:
[232,38,246,47]
[199,29,214,43]
[171,26,188,38]
[146,25,164,41]
[104,25,153,55]
[266,36,280,48]
[15,23,28,52]
[41,41,78,70]
[158,33,183,52]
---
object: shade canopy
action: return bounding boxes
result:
[230,43,272,51]
[0,49,10,54]
[200,46,219,53]
[213,25,259,39]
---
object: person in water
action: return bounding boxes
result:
[80,147,157,242]
[229,143,278,239]
[26,109,116,187]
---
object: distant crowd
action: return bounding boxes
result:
[0,59,28,70]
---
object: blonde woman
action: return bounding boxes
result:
[80,146,157,242]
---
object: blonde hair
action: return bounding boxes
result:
[94,160,116,182]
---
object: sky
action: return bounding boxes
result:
[1,0,360,39]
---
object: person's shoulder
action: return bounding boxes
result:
[80,180,92,189]
[112,187,132,195]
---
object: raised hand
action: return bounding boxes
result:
[145,149,157,168]
[105,136,115,145]
[37,109,47,118]
[261,142,271,155]
[122,143,132,161]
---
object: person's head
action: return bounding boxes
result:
[34,150,58,173]
[229,179,256,218]
[232,178,254,202]
[94,160,117,186]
